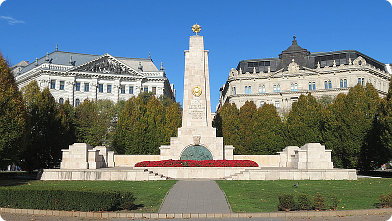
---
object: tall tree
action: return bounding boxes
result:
[238,101,257,154]
[58,100,76,149]
[251,104,286,154]
[286,94,323,147]
[74,99,116,147]
[216,103,240,152]
[112,94,180,155]
[322,84,380,168]
[377,79,392,169]
[0,53,27,168]
[163,102,182,144]
[145,96,165,154]
[21,82,64,170]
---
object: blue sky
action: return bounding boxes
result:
[1,0,392,111]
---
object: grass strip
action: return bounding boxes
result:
[0,180,177,213]
[216,178,392,213]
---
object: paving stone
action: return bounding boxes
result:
[159,180,231,214]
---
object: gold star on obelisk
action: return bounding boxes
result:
[192,23,201,35]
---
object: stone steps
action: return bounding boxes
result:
[144,169,168,180]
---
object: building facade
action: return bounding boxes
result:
[218,37,391,112]
[13,50,175,106]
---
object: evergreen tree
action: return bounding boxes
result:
[251,104,286,154]
[112,94,180,155]
[238,101,257,154]
[377,79,392,168]
[145,96,165,154]
[323,84,380,168]
[0,53,27,168]
[163,102,182,144]
[217,103,240,152]
[112,97,139,154]
[359,83,385,170]
[286,94,323,147]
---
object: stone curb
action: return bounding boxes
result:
[1,207,392,219]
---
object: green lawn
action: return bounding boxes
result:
[216,179,392,213]
[2,178,392,213]
[0,180,177,213]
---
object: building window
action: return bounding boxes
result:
[274,84,280,93]
[260,101,264,107]
[275,101,280,109]
[343,79,347,87]
[340,79,343,88]
[358,78,365,86]
[59,98,64,104]
[84,83,89,92]
[309,82,316,90]
[245,86,251,94]
[107,84,112,93]
[324,81,332,89]
[98,84,103,93]
[50,80,56,89]
[120,85,125,94]
[129,86,134,94]
[152,87,157,95]
[232,87,236,95]
[144,87,148,92]
[291,83,298,91]
[259,85,266,93]
[75,82,80,91]
[75,99,80,107]
[59,81,65,90]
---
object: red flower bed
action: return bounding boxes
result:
[134,159,258,167]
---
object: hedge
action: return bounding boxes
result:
[0,188,135,211]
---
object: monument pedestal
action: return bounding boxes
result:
[159,33,233,160]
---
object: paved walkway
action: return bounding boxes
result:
[159,180,231,214]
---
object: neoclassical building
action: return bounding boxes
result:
[218,37,391,112]
[12,49,175,106]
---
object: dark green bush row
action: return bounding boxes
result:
[0,171,27,178]
[278,193,338,212]
[0,188,135,212]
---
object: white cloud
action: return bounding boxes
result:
[0,0,6,7]
[0,16,25,25]
[387,0,392,7]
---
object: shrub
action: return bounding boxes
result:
[379,192,392,208]
[134,159,259,167]
[313,192,326,211]
[278,194,295,212]
[296,193,312,210]
[0,188,135,211]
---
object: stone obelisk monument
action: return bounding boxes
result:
[160,24,234,160]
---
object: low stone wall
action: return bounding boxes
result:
[233,155,280,167]
[114,155,161,167]
[39,168,166,181]
[40,167,357,181]
[142,167,357,180]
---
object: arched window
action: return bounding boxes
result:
[59,98,64,104]
[75,99,80,107]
